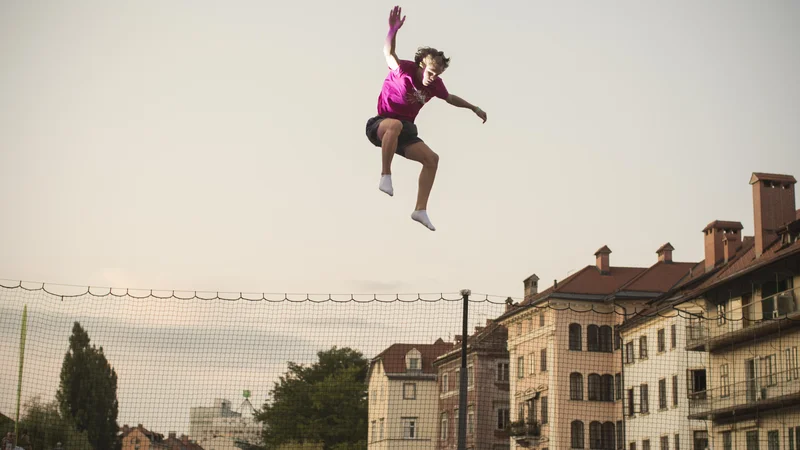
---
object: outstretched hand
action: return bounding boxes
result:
[474,107,487,123]
[389,5,406,31]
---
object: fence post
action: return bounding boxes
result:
[458,289,470,450]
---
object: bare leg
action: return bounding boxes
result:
[403,141,439,230]
[376,119,403,175]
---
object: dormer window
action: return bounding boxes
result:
[405,348,422,371]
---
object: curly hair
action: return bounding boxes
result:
[414,47,450,70]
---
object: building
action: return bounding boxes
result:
[121,424,169,450]
[367,338,452,450]
[189,398,261,450]
[666,172,800,450]
[618,246,712,450]
[432,319,510,450]
[497,242,697,450]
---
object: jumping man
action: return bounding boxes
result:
[365,5,487,231]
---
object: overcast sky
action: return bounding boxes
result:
[1,0,799,438]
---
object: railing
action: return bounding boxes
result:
[688,368,800,419]
[685,286,800,350]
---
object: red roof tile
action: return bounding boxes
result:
[372,339,452,375]
[750,173,797,185]
[556,266,646,295]
[620,261,696,293]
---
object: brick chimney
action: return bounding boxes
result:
[523,274,539,298]
[703,221,743,269]
[750,173,797,257]
[723,232,742,263]
[656,243,674,263]
[595,246,611,274]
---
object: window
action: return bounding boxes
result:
[570,323,583,350]
[625,342,634,364]
[764,354,777,386]
[440,413,448,440]
[517,322,522,335]
[468,406,475,435]
[615,327,621,350]
[674,434,680,450]
[468,364,474,387]
[720,364,730,397]
[402,417,417,439]
[658,329,665,352]
[588,325,600,351]
[572,420,585,449]
[618,422,624,450]
[541,349,547,371]
[643,440,651,450]
[540,313,545,326]
[497,363,508,382]
[529,353,536,374]
[788,426,800,450]
[626,388,635,416]
[588,374,601,401]
[672,375,679,406]
[600,326,613,352]
[640,384,649,413]
[631,443,637,450]
[379,418,384,440]
[497,407,510,430]
[570,373,584,400]
[541,396,548,424]
[441,373,449,392]
[518,356,525,378]
[371,421,376,442]
[660,436,669,450]
[786,347,799,380]
[659,379,667,410]
[670,324,676,349]
[602,422,616,450]
[639,336,648,359]
[722,431,731,450]
[717,303,727,326]
[746,431,758,450]
[602,374,615,401]
[768,430,779,450]
[615,373,622,400]
[590,421,602,450]
[403,383,416,400]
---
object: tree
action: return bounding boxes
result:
[56,322,121,450]
[12,396,92,450]
[256,347,368,450]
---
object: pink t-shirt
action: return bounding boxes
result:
[376,59,449,123]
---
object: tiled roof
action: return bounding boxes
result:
[702,220,744,232]
[555,266,646,295]
[372,339,452,375]
[434,320,507,363]
[619,261,696,293]
[750,173,797,184]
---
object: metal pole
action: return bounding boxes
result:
[458,289,470,450]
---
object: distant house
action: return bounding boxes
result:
[433,319,510,450]
[121,424,205,450]
[367,338,452,450]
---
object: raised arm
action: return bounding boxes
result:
[383,6,405,71]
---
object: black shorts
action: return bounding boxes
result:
[365,115,423,157]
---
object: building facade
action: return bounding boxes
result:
[188,398,260,450]
[367,338,452,450]
[433,319,510,450]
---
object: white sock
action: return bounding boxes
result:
[411,210,435,231]
[379,174,393,196]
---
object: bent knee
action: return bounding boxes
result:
[424,151,440,168]
[379,119,403,137]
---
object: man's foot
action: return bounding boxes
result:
[411,210,435,231]
[379,174,393,196]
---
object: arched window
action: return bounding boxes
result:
[589,421,602,450]
[588,325,600,351]
[602,374,615,401]
[571,420,585,449]
[569,323,582,351]
[570,373,584,400]
[602,422,616,450]
[588,374,601,401]
[600,326,613,352]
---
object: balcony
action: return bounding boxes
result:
[688,368,800,421]
[507,420,543,447]
[685,287,800,352]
